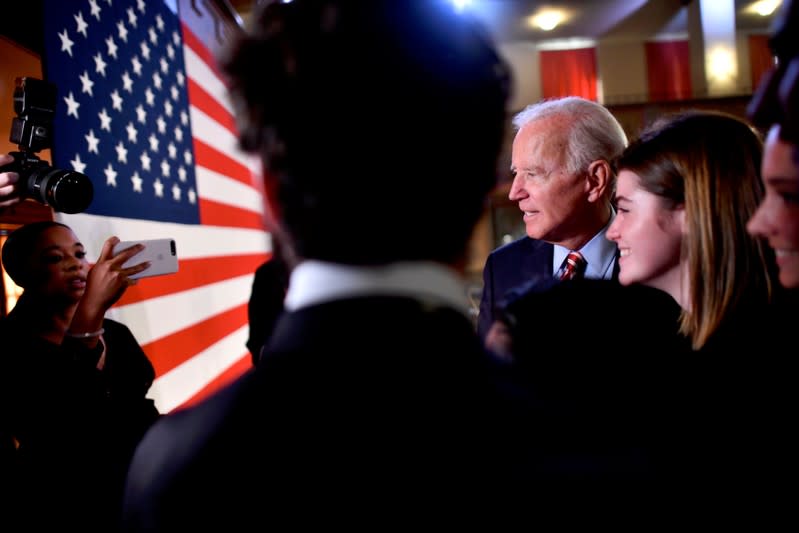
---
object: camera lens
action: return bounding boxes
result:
[25,166,94,214]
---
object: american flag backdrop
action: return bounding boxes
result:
[42,0,269,413]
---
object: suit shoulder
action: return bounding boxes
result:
[489,236,549,259]
[127,369,257,482]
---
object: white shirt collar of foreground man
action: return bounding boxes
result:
[284,260,472,319]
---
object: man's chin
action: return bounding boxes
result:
[523,223,545,240]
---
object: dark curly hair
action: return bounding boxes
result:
[2,221,70,289]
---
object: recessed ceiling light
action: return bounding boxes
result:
[531,11,564,31]
[748,0,781,16]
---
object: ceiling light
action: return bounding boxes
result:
[749,0,781,16]
[532,11,564,31]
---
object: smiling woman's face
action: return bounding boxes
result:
[747,125,799,289]
[606,170,685,303]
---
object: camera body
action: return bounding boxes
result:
[11,76,56,153]
[1,77,93,214]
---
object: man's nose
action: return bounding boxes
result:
[508,177,525,200]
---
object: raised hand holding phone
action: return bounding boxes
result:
[113,238,179,280]
[70,236,151,336]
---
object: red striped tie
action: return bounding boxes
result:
[558,251,586,281]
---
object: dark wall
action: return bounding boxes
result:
[0,0,43,55]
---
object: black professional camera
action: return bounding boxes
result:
[1,77,93,213]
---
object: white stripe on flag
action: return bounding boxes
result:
[189,105,252,169]
[149,325,250,413]
[195,166,264,214]
[106,274,255,346]
[183,45,235,115]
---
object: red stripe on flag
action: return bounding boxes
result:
[115,253,268,306]
[199,198,266,230]
[182,23,226,81]
[193,137,252,185]
[187,77,237,134]
[143,303,249,377]
[174,353,253,411]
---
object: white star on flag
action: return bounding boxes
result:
[104,163,118,187]
[130,171,143,192]
[64,91,80,118]
[75,12,89,37]
[58,29,74,56]
[98,108,112,131]
[85,129,100,154]
[79,71,94,96]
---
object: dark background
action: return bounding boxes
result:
[1,0,44,54]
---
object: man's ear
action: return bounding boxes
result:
[585,159,611,203]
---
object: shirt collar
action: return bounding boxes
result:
[552,213,617,279]
[284,260,471,318]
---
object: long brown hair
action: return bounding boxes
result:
[617,110,776,349]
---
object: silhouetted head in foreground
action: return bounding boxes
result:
[221,0,510,266]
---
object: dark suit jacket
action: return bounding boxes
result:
[121,296,516,530]
[478,237,552,340]
[477,237,619,339]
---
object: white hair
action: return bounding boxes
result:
[512,96,628,176]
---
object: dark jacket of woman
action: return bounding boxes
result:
[1,299,160,532]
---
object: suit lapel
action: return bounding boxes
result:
[527,238,554,281]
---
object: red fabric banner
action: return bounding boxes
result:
[645,40,692,102]
[540,47,597,101]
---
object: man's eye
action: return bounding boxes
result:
[43,255,62,264]
[76,251,87,259]
[528,170,549,180]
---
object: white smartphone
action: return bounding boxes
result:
[113,238,179,279]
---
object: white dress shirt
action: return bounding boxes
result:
[284,260,471,319]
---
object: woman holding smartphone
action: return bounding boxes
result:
[0,221,160,532]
